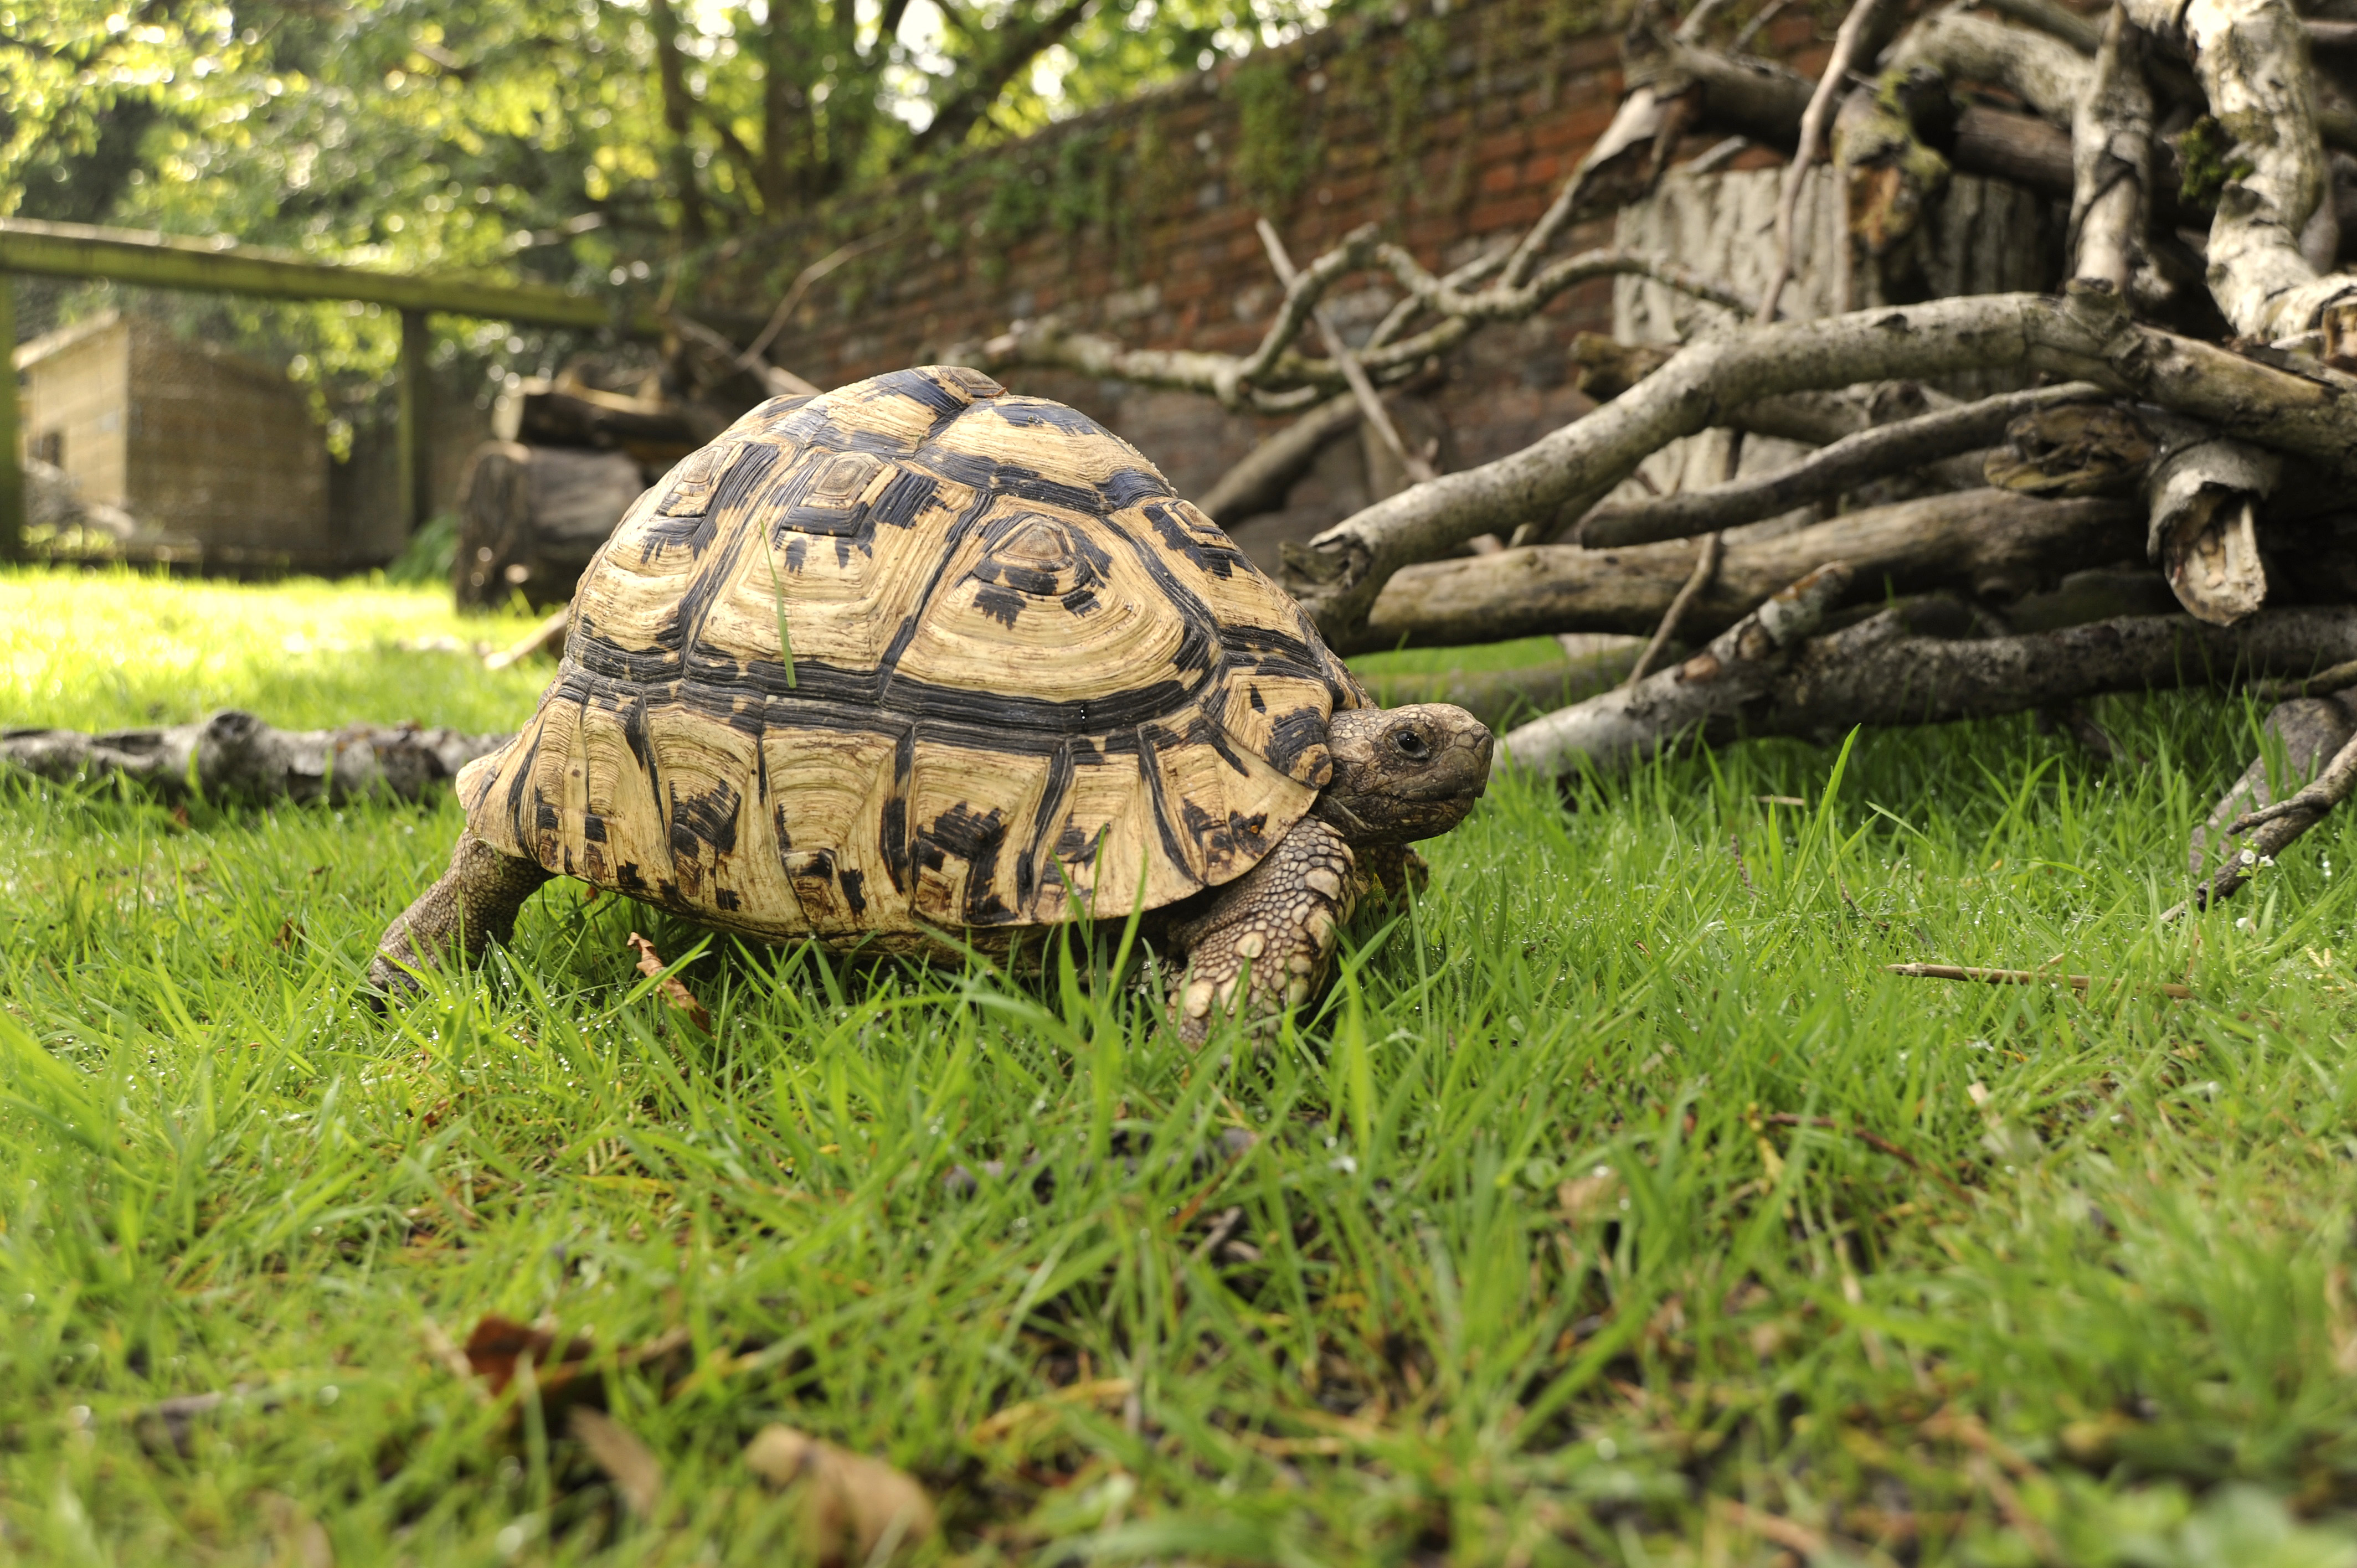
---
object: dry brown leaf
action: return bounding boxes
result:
[627,932,712,1032]
[744,1424,936,1564]
[461,1314,596,1402]
[571,1407,665,1518]
[258,1490,335,1568]
[1557,1169,1620,1225]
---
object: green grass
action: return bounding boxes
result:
[7,566,2357,1565]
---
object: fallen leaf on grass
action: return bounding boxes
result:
[428,1314,693,1420]
[1557,1169,1620,1225]
[463,1314,596,1401]
[259,1489,336,1568]
[744,1425,936,1563]
[570,1408,664,1517]
[627,932,712,1032]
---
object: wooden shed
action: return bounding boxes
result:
[13,310,333,565]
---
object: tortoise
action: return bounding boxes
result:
[371,365,1493,1039]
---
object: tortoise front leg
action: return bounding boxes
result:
[369,829,552,999]
[1166,816,1356,1046]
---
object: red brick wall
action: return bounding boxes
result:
[737,0,1829,570]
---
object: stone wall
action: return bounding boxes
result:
[735,0,1839,573]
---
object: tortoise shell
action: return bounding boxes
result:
[456,365,1364,946]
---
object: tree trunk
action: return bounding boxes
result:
[452,441,648,611]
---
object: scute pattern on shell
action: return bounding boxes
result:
[456,365,1363,943]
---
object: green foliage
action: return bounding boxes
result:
[12,571,2357,1558]
[2,0,1370,422]
[384,513,461,589]
[1232,55,1322,211]
[2176,115,2256,210]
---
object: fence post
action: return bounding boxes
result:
[397,308,431,535]
[0,276,20,562]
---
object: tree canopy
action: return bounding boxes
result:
[2,0,1346,393]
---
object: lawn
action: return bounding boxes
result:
[6,566,2357,1566]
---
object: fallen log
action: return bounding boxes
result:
[1,710,507,807]
[1505,602,2357,778]
[1366,489,2140,647]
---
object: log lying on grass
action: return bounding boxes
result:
[1506,601,2357,781]
[1366,489,2141,646]
[0,710,507,807]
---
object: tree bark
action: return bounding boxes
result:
[1,710,507,807]
[1363,489,2139,647]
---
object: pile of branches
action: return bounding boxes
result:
[956,0,2357,911]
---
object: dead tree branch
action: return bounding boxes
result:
[1259,219,1437,486]
[969,245,1746,410]
[1761,0,1888,322]
[1579,384,2105,546]
[2171,715,2357,914]
[1,711,506,807]
[1365,489,2139,647]
[1625,529,1724,686]
[2188,692,2356,877]
[2121,0,2357,341]
[2068,6,2155,298]
[1195,393,1362,523]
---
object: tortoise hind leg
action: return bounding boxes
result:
[369,829,552,999]
[1166,816,1357,1046]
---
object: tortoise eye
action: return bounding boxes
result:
[1394,729,1430,761]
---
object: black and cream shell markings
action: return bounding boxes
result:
[455,365,1364,947]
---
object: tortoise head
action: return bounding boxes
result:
[1309,704,1494,844]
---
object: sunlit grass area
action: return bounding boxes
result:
[7,566,2357,1565]
[0,568,552,734]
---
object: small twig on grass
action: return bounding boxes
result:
[1886,962,2191,1000]
[1711,1497,1903,1568]
[1729,833,1759,896]
[1624,529,1724,687]
[1760,1112,1970,1198]
[629,932,713,1032]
